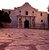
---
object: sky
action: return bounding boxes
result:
[0,0,49,12]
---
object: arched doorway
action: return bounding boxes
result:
[24,20,29,28]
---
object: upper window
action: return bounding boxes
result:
[19,11,21,15]
[41,13,42,16]
[32,11,34,13]
[25,11,28,15]
[19,11,21,13]
[41,20,43,22]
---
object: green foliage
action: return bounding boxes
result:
[0,10,11,27]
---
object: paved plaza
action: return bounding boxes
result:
[0,28,49,50]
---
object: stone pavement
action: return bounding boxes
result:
[0,28,49,50]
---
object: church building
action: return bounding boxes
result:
[2,2,49,28]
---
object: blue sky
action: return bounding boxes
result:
[0,0,49,12]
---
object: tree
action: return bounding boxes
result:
[0,10,11,28]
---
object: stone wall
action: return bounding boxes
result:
[2,2,48,28]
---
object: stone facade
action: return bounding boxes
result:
[2,2,48,28]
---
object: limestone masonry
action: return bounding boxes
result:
[2,2,49,28]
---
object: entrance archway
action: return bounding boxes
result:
[24,20,29,28]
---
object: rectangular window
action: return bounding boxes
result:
[26,11,28,15]
[41,13,42,16]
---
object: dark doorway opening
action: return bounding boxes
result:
[24,20,29,28]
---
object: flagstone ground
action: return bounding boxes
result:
[0,28,49,50]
